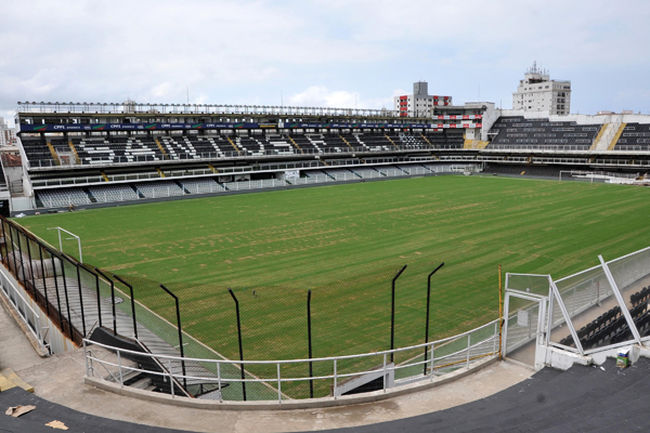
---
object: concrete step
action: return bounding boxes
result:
[0,368,34,393]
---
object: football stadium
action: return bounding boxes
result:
[1,16,650,431]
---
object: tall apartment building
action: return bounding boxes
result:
[512,62,571,115]
[0,118,17,147]
[394,81,452,117]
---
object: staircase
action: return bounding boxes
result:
[339,135,354,151]
[384,134,398,148]
[226,136,241,155]
[591,123,615,151]
[46,140,60,165]
[608,123,627,150]
[287,136,303,154]
[420,133,433,147]
[67,140,81,164]
[154,137,168,157]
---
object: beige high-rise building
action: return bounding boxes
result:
[512,62,571,115]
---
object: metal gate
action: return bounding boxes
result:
[502,290,547,369]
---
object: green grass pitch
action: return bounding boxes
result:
[18,175,650,372]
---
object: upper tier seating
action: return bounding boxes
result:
[423,130,465,148]
[615,123,650,150]
[489,117,602,150]
[19,131,470,167]
[20,137,52,166]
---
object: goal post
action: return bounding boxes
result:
[47,226,83,263]
[559,170,639,184]
[559,170,594,183]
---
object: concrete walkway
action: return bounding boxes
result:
[0,300,534,433]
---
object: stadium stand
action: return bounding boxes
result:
[615,123,650,150]
[179,178,225,194]
[88,184,140,203]
[134,181,184,198]
[423,130,465,148]
[9,101,650,214]
[489,116,603,150]
[37,188,92,208]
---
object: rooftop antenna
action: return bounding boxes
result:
[186,86,189,104]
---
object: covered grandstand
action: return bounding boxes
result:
[0,101,647,215]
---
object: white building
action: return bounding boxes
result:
[512,62,571,115]
[0,118,17,147]
[394,81,451,117]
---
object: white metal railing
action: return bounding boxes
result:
[83,319,499,403]
[0,266,49,353]
[504,246,650,358]
[17,101,402,118]
[27,144,469,169]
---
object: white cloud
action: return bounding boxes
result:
[288,85,394,110]
[2,0,650,114]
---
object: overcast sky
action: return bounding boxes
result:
[2,0,650,125]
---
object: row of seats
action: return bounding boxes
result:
[489,117,602,149]
[631,286,650,306]
[33,162,453,208]
[559,305,621,348]
[20,132,465,167]
[560,288,650,349]
[609,303,650,345]
[616,123,650,150]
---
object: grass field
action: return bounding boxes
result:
[18,175,650,371]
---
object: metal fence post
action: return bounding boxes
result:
[216,362,222,403]
[117,350,123,387]
[466,333,471,368]
[38,246,49,316]
[160,284,186,389]
[307,289,314,398]
[50,253,65,333]
[333,359,337,399]
[429,343,435,380]
[95,268,117,335]
[83,338,89,376]
[75,262,86,336]
[276,363,282,403]
[228,288,246,401]
[382,353,387,392]
[93,271,102,328]
[25,237,37,298]
[5,221,17,271]
[58,254,74,341]
[424,262,444,375]
[390,264,407,363]
[0,220,7,265]
[168,360,175,397]
[113,274,137,340]
[16,230,28,285]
